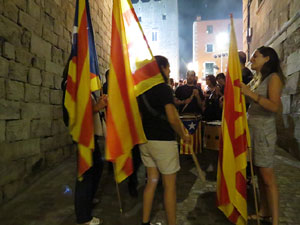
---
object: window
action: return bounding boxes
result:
[206,44,213,53]
[162,14,166,20]
[206,25,213,34]
[138,16,142,22]
[205,63,214,75]
[154,0,161,1]
[141,0,150,2]
[152,31,158,41]
[131,0,139,3]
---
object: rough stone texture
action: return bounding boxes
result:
[0,139,40,162]
[0,78,5,99]
[0,57,9,78]
[50,89,62,105]
[6,119,30,141]
[0,120,5,142]
[6,80,24,101]
[25,83,40,103]
[0,99,20,120]
[2,42,15,60]
[40,87,50,103]
[8,62,28,82]
[0,0,112,206]
[28,68,42,86]
[243,0,300,159]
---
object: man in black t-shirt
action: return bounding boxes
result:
[175,70,204,115]
[239,51,253,84]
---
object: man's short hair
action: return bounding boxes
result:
[238,51,247,64]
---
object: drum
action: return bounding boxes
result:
[179,114,202,155]
[203,121,221,151]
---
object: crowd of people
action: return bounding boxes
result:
[63,46,284,225]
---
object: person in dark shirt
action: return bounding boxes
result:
[138,55,191,225]
[174,70,204,115]
[239,51,254,84]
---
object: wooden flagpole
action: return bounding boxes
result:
[248,147,260,225]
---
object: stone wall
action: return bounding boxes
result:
[242,0,300,159]
[0,0,112,204]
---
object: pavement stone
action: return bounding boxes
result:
[0,146,299,225]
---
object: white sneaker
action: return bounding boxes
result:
[84,217,103,225]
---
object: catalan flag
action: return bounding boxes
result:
[106,0,164,182]
[64,0,101,178]
[216,15,250,225]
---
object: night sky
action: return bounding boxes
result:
[178,0,243,76]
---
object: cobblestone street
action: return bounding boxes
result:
[0,146,299,225]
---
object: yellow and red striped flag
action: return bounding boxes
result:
[64,0,101,178]
[216,15,250,225]
[106,0,164,182]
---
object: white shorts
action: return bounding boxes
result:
[139,140,180,174]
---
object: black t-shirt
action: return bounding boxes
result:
[242,67,253,85]
[175,85,204,114]
[138,83,175,141]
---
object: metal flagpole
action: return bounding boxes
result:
[248,146,260,225]
[113,163,123,214]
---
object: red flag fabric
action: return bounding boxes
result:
[216,15,251,225]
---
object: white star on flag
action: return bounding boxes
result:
[188,122,196,130]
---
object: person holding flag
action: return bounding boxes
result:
[240,46,285,225]
[63,0,105,224]
[138,56,191,225]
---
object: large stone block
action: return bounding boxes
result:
[41,71,54,88]
[18,11,42,36]
[0,15,22,46]
[21,30,31,50]
[40,87,50,103]
[54,75,62,90]
[15,48,33,66]
[28,68,42,86]
[52,119,67,135]
[44,0,58,19]
[6,80,24,101]
[27,0,41,20]
[0,138,40,162]
[0,99,20,120]
[0,78,5,99]
[3,42,15,60]
[52,46,63,65]
[21,102,53,119]
[0,57,9,78]
[25,83,40,103]
[30,34,52,60]
[6,119,30,141]
[32,56,45,70]
[42,27,58,46]
[8,61,28,82]
[53,105,63,119]
[286,50,300,76]
[50,89,62,105]
[57,37,68,51]
[54,22,63,36]
[3,1,18,23]
[40,136,56,152]
[12,0,27,11]
[0,161,25,187]
[31,119,52,137]
[0,120,5,142]
[41,11,54,31]
[45,60,64,75]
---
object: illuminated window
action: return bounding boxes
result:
[205,63,214,75]
[206,44,213,53]
[206,25,213,34]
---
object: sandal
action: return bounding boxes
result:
[84,217,104,225]
[248,214,272,223]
